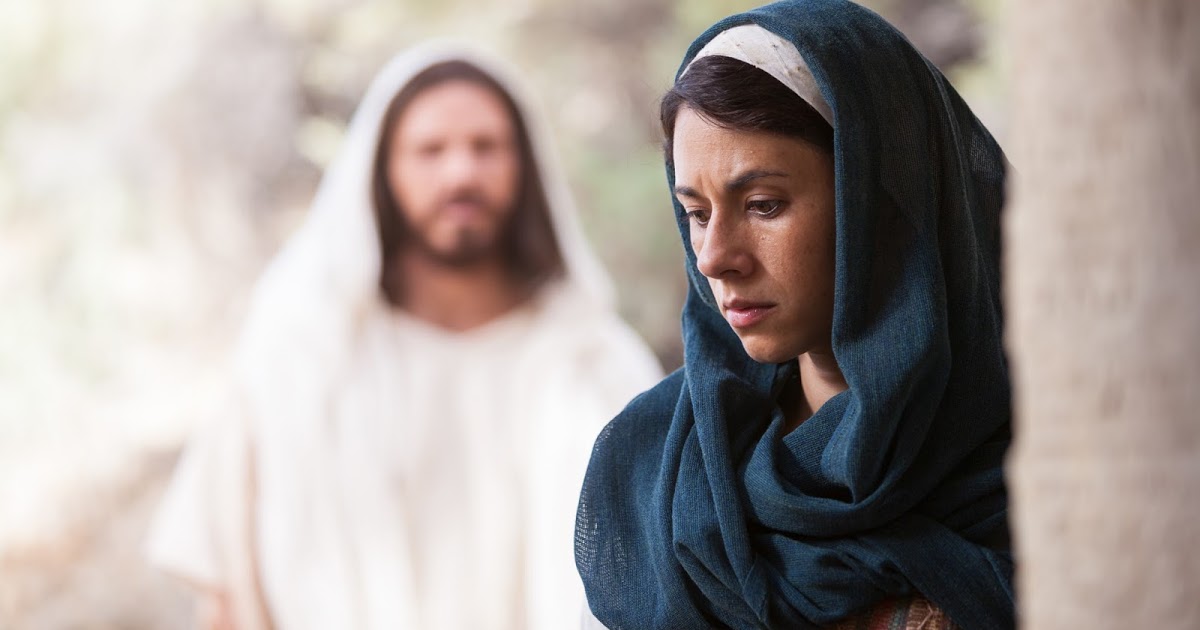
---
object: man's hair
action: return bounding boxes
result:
[371,60,564,306]
[660,55,834,165]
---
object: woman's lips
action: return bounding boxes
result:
[723,301,776,328]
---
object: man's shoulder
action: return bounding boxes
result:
[622,367,685,414]
[524,289,658,363]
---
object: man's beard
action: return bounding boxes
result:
[402,189,514,269]
[407,225,501,268]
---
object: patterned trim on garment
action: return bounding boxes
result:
[827,597,958,630]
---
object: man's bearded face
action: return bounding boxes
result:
[385,79,521,267]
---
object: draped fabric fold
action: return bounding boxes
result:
[575,1,1012,628]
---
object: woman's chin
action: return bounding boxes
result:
[739,337,795,365]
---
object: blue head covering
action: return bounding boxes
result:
[575,1,1013,628]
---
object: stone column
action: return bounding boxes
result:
[1006,2,1200,628]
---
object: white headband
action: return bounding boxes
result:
[683,24,833,125]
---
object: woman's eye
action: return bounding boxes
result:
[747,199,784,217]
[685,209,710,226]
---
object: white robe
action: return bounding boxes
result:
[146,42,661,630]
[148,284,658,629]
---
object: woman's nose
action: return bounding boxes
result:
[695,212,753,279]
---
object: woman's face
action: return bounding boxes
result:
[672,106,837,364]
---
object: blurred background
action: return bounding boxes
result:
[0,0,1003,626]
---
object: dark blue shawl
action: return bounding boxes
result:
[574,1,1013,628]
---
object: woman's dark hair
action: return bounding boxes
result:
[661,55,834,163]
[372,60,564,306]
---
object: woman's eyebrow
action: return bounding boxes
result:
[674,170,788,200]
[726,169,788,193]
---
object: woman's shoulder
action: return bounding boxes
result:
[576,368,690,623]
[619,367,685,416]
[589,368,685,465]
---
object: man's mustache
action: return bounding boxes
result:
[437,189,491,213]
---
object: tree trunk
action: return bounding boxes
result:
[1006,2,1200,629]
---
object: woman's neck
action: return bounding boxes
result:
[783,350,848,433]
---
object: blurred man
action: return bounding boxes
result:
[147,43,660,630]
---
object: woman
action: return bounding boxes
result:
[575,1,1012,628]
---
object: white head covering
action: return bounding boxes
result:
[230,40,622,448]
[683,24,834,125]
[237,41,613,380]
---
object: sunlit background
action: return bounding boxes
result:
[0,0,1003,626]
